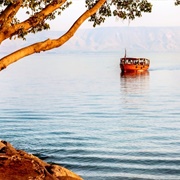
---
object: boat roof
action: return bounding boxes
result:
[121,57,150,61]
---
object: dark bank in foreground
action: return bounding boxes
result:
[0,140,83,180]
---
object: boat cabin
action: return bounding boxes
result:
[120,58,150,65]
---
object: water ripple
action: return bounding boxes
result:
[0,53,180,179]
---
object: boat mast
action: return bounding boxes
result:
[124,48,127,59]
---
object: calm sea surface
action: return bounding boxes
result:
[0,52,180,180]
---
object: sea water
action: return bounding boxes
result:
[0,52,180,180]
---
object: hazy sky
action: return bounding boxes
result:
[49,0,180,30]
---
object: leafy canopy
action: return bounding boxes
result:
[0,0,72,39]
[86,0,152,27]
[0,0,179,40]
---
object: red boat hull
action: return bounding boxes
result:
[120,64,149,72]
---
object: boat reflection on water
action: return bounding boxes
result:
[120,70,149,78]
[120,71,150,105]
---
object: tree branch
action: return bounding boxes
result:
[0,0,22,28]
[0,0,23,26]
[0,0,106,70]
[0,0,67,43]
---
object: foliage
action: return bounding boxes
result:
[0,0,72,40]
[0,0,179,39]
[0,0,153,39]
[86,0,152,27]
[175,0,180,5]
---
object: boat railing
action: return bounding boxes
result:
[120,58,150,65]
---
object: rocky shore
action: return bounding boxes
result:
[0,140,83,180]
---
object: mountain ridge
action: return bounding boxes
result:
[1,27,180,54]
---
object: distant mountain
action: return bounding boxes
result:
[1,27,180,54]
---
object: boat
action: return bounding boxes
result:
[120,50,150,72]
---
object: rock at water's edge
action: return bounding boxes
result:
[0,140,83,180]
